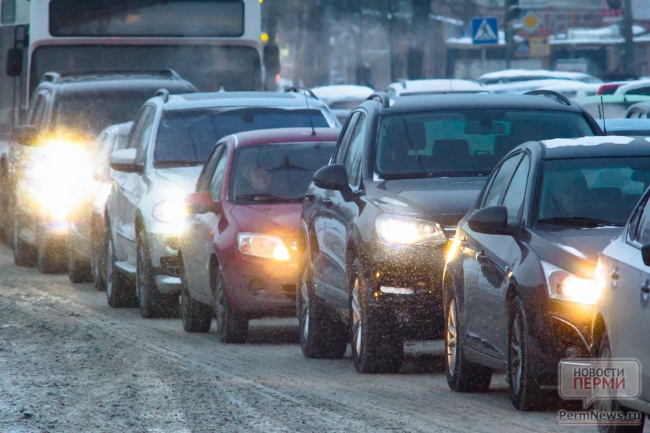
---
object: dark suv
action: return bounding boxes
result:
[298,92,602,373]
[8,69,197,273]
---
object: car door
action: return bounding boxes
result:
[603,194,650,399]
[312,112,359,305]
[327,111,367,312]
[184,142,227,303]
[114,105,155,263]
[461,153,524,357]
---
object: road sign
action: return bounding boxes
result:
[471,17,498,45]
[522,11,542,34]
[514,40,531,57]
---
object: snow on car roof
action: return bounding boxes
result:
[387,79,484,95]
[613,79,650,95]
[485,79,587,94]
[478,69,598,83]
[542,136,635,149]
[311,85,374,103]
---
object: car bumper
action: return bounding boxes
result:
[221,253,299,317]
[147,230,182,294]
[361,240,448,338]
[527,300,593,388]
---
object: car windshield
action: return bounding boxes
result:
[230,142,335,203]
[537,157,650,227]
[375,110,594,178]
[153,108,330,166]
[54,93,156,136]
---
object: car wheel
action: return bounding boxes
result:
[298,251,347,358]
[136,230,178,319]
[214,263,248,343]
[180,262,212,333]
[37,223,67,274]
[445,297,492,392]
[67,236,92,283]
[508,296,545,411]
[12,211,35,267]
[91,228,105,292]
[595,334,645,433]
[350,258,403,374]
[105,227,135,308]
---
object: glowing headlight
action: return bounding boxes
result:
[237,233,290,261]
[375,214,446,246]
[541,261,599,305]
[152,200,188,224]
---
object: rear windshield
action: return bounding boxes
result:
[230,142,335,203]
[537,157,650,227]
[154,108,331,165]
[375,110,594,178]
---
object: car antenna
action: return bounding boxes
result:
[600,95,607,134]
[302,90,316,136]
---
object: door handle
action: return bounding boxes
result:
[641,280,650,295]
[610,269,619,281]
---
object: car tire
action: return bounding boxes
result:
[445,297,492,392]
[136,230,178,319]
[350,258,403,374]
[508,296,545,411]
[297,251,347,359]
[180,261,212,333]
[12,212,35,267]
[105,226,135,308]
[67,236,92,283]
[595,333,645,433]
[214,263,248,343]
[37,223,67,274]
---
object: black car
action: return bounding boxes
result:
[298,92,602,373]
[443,136,650,410]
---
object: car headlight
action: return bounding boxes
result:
[375,214,446,246]
[237,233,290,261]
[152,200,188,224]
[541,261,599,305]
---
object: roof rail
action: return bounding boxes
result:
[524,89,571,106]
[285,86,319,100]
[367,92,391,108]
[155,88,170,102]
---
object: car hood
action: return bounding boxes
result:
[154,166,203,193]
[369,177,486,227]
[229,203,303,238]
[528,227,622,276]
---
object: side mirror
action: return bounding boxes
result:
[642,244,650,267]
[467,205,512,235]
[185,191,218,215]
[13,125,39,146]
[313,163,349,191]
[6,47,23,77]
[110,148,142,173]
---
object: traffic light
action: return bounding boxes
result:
[506,0,520,22]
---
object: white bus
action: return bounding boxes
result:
[1,0,265,130]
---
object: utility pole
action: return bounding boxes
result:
[621,0,634,76]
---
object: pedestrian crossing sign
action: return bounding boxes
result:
[471,17,498,45]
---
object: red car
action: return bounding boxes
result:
[179,128,339,343]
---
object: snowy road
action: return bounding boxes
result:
[0,244,598,432]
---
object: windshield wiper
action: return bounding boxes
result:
[537,216,622,227]
[155,160,202,168]
[235,193,301,202]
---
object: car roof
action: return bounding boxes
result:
[531,136,650,159]
[311,85,374,103]
[227,127,340,148]
[614,79,650,94]
[161,91,331,111]
[38,71,196,95]
[571,94,650,105]
[596,118,650,132]
[478,69,599,83]
[365,93,587,114]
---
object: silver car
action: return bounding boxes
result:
[104,90,339,318]
[67,122,132,287]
